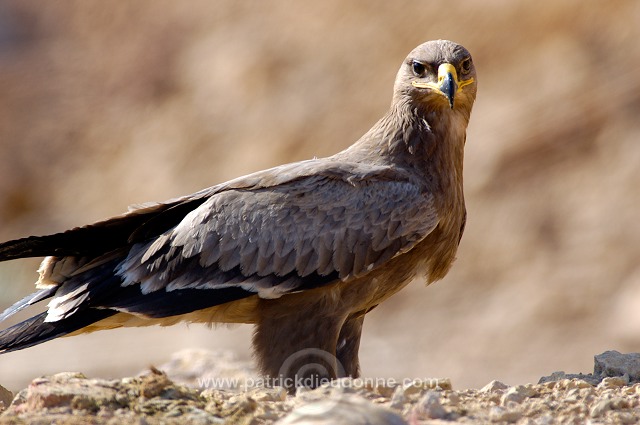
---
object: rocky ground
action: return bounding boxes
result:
[1,7,638,425]
[0,349,638,424]
[1,1,640,392]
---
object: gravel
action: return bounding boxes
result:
[0,350,638,424]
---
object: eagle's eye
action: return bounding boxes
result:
[460,57,472,75]
[411,60,426,77]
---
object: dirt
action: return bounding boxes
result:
[0,0,639,400]
[0,349,638,424]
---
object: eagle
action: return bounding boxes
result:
[0,40,477,388]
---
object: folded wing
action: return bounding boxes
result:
[1,159,439,338]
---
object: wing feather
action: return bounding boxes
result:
[117,164,438,301]
[43,160,439,320]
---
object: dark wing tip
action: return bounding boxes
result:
[0,287,56,322]
[0,309,116,354]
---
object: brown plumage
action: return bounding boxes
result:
[0,40,477,388]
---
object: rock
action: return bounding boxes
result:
[446,391,461,406]
[567,379,595,390]
[401,381,425,398]
[220,394,258,417]
[598,376,629,389]
[401,377,451,397]
[590,399,614,417]
[293,379,364,407]
[501,389,523,406]
[589,396,631,418]
[388,386,407,410]
[534,413,555,425]
[20,373,121,412]
[139,367,175,398]
[1,369,210,423]
[2,350,640,424]
[388,377,452,407]
[411,391,447,419]
[500,385,536,405]
[276,394,407,425]
[481,380,509,393]
[247,386,288,402]
[0,384,13,411]
[433,378,453,391]
[594,351,640,383]
[538,371,600,386]
[324,377,367,393]
[489,406,522,423]
[371,383,397,398]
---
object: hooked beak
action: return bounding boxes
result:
[412,63,474,109]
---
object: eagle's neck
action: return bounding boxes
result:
[337,98,468,194]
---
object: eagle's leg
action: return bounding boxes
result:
[252,298,347,390]
[336,313,365,378]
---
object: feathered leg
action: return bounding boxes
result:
[252,296,348,389]
[336,314,365,378]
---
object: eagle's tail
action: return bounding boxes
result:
[0,309,116,354]
[0,287,56,322]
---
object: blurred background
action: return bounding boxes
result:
[0,1,639,392]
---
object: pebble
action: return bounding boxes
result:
[481,380,509,393]
[248,386,288,402]
[401,377,451,397]
[598,376,629,389]
[501,389,526,405]
[501,385,537,405]
[489,405,522,423]
[277,395,407,425]
[0,384,13,409]
[590,399,613,417]
[412,391,447,419]
[388,386,407,410]
[568,379,594,389]
[372,383,397,398]
[446,391,461,406]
